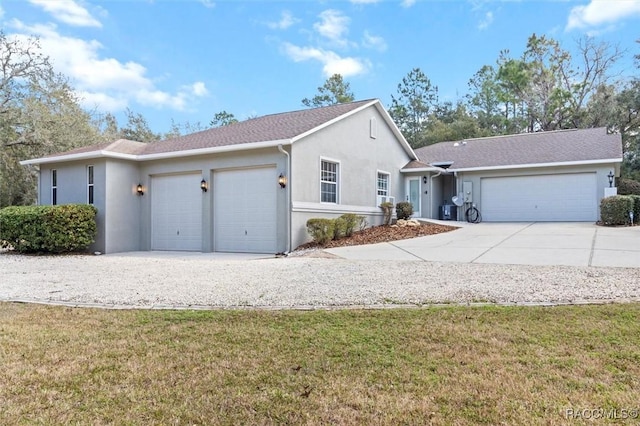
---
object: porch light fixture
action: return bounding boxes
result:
[422,176,427,184]
[200,179,208,192]
[607,170,614,188]
[136,183,144,196]
[278,173,287,188]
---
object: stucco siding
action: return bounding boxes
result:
[289,105,412,249]
[104,160,141,253]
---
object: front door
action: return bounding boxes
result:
[405,177,421,217]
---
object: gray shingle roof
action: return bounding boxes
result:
[26,100,379,164]
[412,127,622,170]
[141,99,376,155]
[33,139,147,159]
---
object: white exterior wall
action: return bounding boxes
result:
[290,105,413,249]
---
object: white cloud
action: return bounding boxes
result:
[314,9,350,46]
[362,30,387,51]
[478,11,493,30]
[267,10,298,30]
[567,0,640,30]
[28,0,102,28]
[200,0,215,9]
[76,90,127,111]
[190,82,209,97]
[350,0,380,4]
[401,0,416,8]
[282,42,368,77]
[8,20,208,112]
[0,5,4,19]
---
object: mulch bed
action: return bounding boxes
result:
[295,222,458,250]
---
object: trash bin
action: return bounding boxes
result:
[439,204,457,220]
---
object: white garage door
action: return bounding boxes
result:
[480,173,597,222]
[214,167,277,253]
[151,173,203,251]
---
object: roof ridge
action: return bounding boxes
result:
[242,98,377,121]
[428,127,607,148]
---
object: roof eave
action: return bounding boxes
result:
[20,150,138,165]
[451,158,623,173]
[400,166,448,173]
[137,139,292,161]
[20,139,293,165]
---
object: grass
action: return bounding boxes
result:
[1,303,640,424]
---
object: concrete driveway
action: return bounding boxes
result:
[325,222,640,268]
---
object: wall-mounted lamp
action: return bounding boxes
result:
[422,176,427,184]
[607,170,614,188]
[136,183,144,196]
[200,179,208,192]
[278,173,287,189]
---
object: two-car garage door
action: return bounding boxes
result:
[480,173,597,222]
[150,168,277,253]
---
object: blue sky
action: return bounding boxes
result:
[3,0,640,135]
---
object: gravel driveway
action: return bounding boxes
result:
[1,251,639,309]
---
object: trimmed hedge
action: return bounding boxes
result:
[618,178,640,196]
[340,213,366,237]
[396,201,414,220]
[0,204,97,253]
[306,218,335,245]
[600,195,633,226]
[306,214,367,245]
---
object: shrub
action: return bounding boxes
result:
[306,218,335,245]
[396,201,414,220]
[380,201,394,225]
[339,213,366,237]
[618,178,640,196]
[333,217,347,240]
[0,204,97,253]
[600,195,634,226]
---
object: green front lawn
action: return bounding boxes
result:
[1,303,639,424]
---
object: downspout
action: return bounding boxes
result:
[430,170,442,220]
[453,171,459,221]
[277,144,291,254]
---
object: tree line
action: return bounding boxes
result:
[300,34,640,181]
[0,31,638,208]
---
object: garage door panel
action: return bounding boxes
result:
[481,173,597,222]
[214,167,277,253]
[151,173,202,251]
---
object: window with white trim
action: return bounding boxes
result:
[87,165,94,204]
[320,160,339,203]
[377,172,389,196]
[52,169,57,205]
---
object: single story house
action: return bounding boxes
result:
[21,99,622,254]
[402,127,623,223]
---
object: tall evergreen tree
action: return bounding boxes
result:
[389,68,438,148]
[302,74,355,107]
